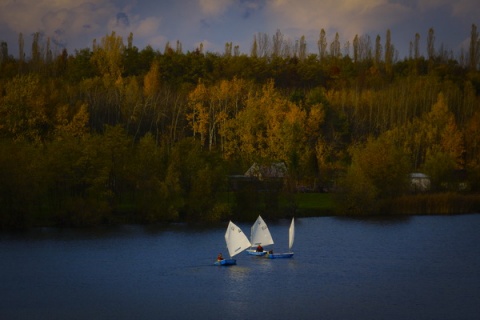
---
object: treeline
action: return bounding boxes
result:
[1,26,480,228]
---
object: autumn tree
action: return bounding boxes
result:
[54,103,90,139]
[91,31,125,82]
[420,93,465,190]
[187,77,248,152]
[0,74,50,142]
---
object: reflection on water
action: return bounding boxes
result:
[1,214,480,320]
[334,214,412,225]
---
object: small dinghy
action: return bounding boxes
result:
[267,218,295,259]
[246,215,274,256]
[215,221,251,266]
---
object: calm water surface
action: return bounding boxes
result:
[1,215,479,320]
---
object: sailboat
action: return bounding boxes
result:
[246,215,274,256]
[215,221,251,266]
[267,217,295,259]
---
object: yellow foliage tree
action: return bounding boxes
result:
[0,74,49,142]
[91,31,125,85]
[224,80,312,169]
[55,103,90,139]
[187,78,248,152]
[423,92,465,169]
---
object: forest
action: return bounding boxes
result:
[1,25,480,229]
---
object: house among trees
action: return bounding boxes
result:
[451,169,469,191]
[229,162,287,192]
[410,173,431,193]
[244,162,287,180]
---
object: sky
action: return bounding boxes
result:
[0,0,479,59]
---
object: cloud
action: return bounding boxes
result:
[267,0,412,41]
[418,0,480,17]
[0,0,118,49]
[239,0,266,19]
[198,0,234,16]
[443,0,480,18]
[116,12,130,28]
[0,0,115,34]
[0,0,168,53]
[135,17,162,37]
[0,0,477,58]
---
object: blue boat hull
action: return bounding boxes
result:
[214,259,236,266]
[267,252,294,259]
[246,250,267,256]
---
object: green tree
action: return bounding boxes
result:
[130,133,180,223]
[168,138,229,222]
[0,140,44,228]
[335,134,410,215]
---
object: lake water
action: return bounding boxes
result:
[1,215,479,320]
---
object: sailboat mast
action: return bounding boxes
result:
[288,218,295,251]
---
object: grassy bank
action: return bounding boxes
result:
[382,193,480,215]
[293,192,335,217]
[290,192,480,217]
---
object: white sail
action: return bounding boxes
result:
[288,218,295,251]
[250,216,274,247]
[225,221,251,258]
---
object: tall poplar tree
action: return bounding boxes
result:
[18,32,24,73]
[250,34,258,58]
[272,29,283,58]
[298,35,307,61]
[375,35,382,66]
[385,29,393,74]
[469,24,479,70]
[353,35,359,63]
[330,32,341,58]
[427,28,435,61]
[318,29,327,61]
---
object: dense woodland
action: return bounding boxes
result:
[1,26,480,229]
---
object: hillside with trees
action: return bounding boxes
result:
[1,26,480,229]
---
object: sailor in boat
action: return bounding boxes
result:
[256,245,264,252]
[217,253,224,261]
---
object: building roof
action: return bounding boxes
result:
[244,162,287,179]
